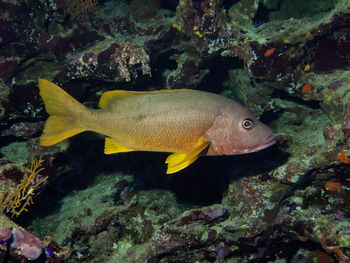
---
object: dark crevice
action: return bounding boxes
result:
[160,0,179,12]
[149,49,179,88]
[253,0,336,24]
[197,55,244,93]
[259,110,282,126]
[222,0,240,10]
[252,2,277,25]
[271,89,320,109]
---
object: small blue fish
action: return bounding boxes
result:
[217,38,222,48]
[46,245,57,258]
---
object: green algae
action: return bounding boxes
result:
[25,167,183,262]
[0,142,29,165]
[28,172,127,244]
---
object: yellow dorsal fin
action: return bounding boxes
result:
[99,90,138,108]
[104,137,135,154]
[98,89,195,108]
[165,137,210,174]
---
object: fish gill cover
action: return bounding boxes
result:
[0,0,350,262]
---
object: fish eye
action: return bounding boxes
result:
[242,119,254,129]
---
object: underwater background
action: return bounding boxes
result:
[0,0,350,262]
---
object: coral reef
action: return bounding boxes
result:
[0,159,47,217]
[0,227,43,260]
[1,0,350,262]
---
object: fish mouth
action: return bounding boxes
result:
[250,134,276,153]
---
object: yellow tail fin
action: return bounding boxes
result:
[38,79,87,146]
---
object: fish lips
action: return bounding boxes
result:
[237,134,276,154]
[221,134,276,155]
[249,134,276,153]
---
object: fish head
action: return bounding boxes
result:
[206,103,275,155]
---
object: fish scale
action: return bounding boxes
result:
[88,91,218,152]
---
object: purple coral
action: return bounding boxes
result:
[216,244,230,259]
[0,227,12,242]
[12,229,42,260]
[197,207,227,221]
[0,59,18,82]
[0,228,43,261]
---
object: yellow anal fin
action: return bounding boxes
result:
[165,138,210,174]
[104,137,135,154]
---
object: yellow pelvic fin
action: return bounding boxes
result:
[38,79,86,146]
[165,137,210,174]
[99,89,195,108]
[104,137,135,154]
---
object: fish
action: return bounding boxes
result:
[264,47,276,57]
[216,38,222,48]
[38,79,275,174]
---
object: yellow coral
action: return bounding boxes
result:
[0,159,47,217]
[172,23,181,31]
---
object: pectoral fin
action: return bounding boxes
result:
[165,138,210,174]
[104,137,134,154]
